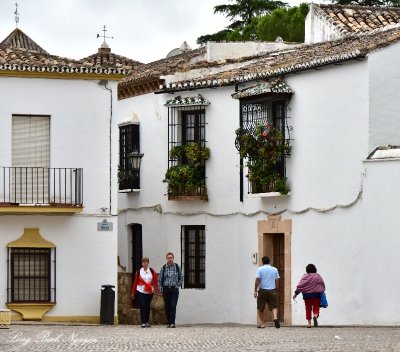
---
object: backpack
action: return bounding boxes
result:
[160,263,181,287]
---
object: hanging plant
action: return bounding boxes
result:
[164,144,210,200]
[169,144,210,166]
[235,123,291,194]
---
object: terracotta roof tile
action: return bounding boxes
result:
[120,47,207,86]
[0,28,139,77]
[314,3,400,34]
[80,46,142,70]
[156,24,400,93]
[0,28,48,54]
[0,45,132,76]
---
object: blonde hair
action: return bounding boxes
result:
[141,257,149,263]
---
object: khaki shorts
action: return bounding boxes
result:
[257,289,278,312]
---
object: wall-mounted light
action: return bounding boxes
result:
[127,150,144,171]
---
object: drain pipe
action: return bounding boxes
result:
[99,80,113,215]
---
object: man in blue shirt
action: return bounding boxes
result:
[158,252,183,328]
[254,256,280,329]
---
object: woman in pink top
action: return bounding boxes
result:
[293,264,325,328]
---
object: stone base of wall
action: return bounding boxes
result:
[118,272,166,325]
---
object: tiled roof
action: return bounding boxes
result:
[118,45,298,98]
[0,28,48,54]
[314,3,400,34]
[80,46,142,70]
[0,45,131,76]
[156,24,400,93]
[0,28,137,77]
[232,79,293,99]
[165,94,210,107]
[120,47,207,87]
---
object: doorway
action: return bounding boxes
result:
[131,224,143,309]
[258,215,292,325]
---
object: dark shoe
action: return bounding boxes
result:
[274,319,280,329]
[167,324,171,328]
[313,316,318,327]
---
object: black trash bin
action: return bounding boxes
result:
[100,284,115,325]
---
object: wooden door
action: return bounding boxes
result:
[273,233,285,322]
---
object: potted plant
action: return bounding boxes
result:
[235,123,291,195]
[164,144,210,200]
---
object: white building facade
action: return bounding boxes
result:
[117,26,400,326]
[0,29,136,322]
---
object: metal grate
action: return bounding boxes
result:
[238,95,292,194]
[167,106,207,198]
[8,248,56,303]
[0,167,83,205]
[119,124,140,190]
[181,225,205,289]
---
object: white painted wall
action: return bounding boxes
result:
[0,216,117,317]
[206,41,299,61]
[368,41,400,151]
[361,159,400,325]
[0,77,119,214]
[305,4,342,44]
[0,76,119,319]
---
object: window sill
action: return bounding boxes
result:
[119,189,140,193]
[248,192,291,198]
[6,303,55,321]
[168,195,208,201]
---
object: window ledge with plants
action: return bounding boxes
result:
[236,123,291,196]
[163,144,210,201]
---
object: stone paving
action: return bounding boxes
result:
[0,323,399,352]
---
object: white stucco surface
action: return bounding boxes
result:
[0,76,119,319]
[305,4,342,44]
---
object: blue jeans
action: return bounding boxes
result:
[163,287,179,325]
[136,291,153,324]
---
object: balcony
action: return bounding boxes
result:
[167,184,208,201]
[0,167,83,214]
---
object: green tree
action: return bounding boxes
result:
[257,3,309,42]
[331,0,400,6]
[197,0,286,44]
[214,0,287,29]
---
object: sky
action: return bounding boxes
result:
[0,0,306,64]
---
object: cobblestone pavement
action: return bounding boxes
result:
[1,323,399,352]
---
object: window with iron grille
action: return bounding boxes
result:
[166,106,208,199]
[119,124,140,190]
[237,95,292,194]
[8,248,56,303]
[181,225,205,289]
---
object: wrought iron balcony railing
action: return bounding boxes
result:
[0,167,83,206]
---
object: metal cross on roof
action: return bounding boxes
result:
[96,25,114,45]
[14,2,19,28]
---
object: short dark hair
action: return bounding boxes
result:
[166,252,174,258]
[262,256,270,265]
[306,264,317,273]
